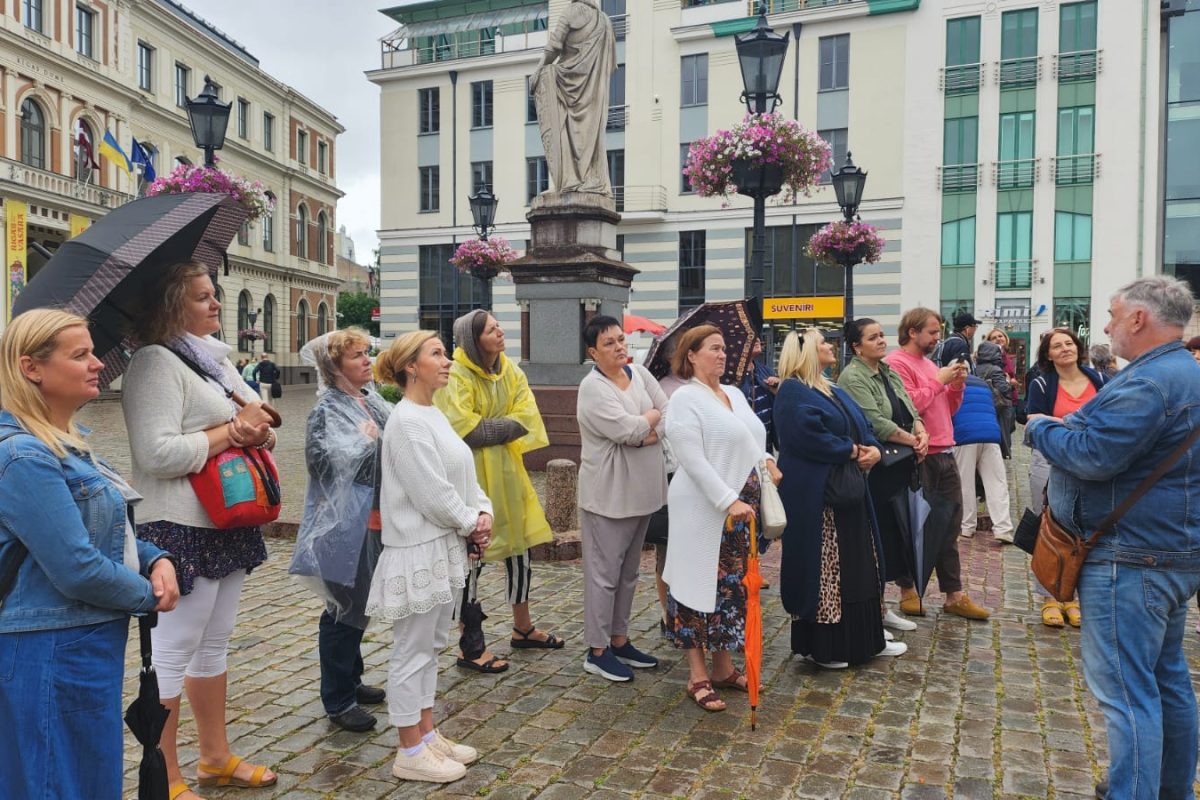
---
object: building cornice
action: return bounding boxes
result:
[367,47,542,84]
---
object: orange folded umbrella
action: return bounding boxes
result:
[741,516,763,730]
[624,314,667,335]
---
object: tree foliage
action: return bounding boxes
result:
[337,291,379,336]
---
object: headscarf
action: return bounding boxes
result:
[452,309,500,374]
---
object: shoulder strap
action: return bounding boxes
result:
[828,389,863,444]
[168,348,233,400]
[1085,424,1200,546]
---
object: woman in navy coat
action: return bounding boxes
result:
[774,330,903,668]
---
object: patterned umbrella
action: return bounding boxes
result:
[643,300,757,386]
[12,193,247,387]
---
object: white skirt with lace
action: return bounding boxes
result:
[365,533,469,621]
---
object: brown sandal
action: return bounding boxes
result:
[686,680,725,712]
[712,667,750,692]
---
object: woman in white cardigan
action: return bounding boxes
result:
[366,331,492,785]
[662,325,781,712]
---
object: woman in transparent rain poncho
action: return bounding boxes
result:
[289,328,394,733]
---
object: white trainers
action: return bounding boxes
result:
[884,629,894,642]
[430,730,479,765]
[392,744,467,783]
[877,641,908,657]
[883,609,917,631]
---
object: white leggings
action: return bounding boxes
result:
[152,572,247,699]
[388,600,454,727]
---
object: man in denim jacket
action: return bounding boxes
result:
[1026,275,1200,800]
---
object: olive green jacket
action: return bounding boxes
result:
[836,356,923,442]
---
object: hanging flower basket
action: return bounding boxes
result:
[237,329,267,340]
[805,220,886,267]
[448,236,518,281]
[146,164,275,223]
[683,113,832,204]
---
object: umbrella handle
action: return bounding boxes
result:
[231,392,283,428]
[139,611,157,669]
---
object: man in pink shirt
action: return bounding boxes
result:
[884,308,991,621]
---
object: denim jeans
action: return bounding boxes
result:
[1078,561,1200,800]
[0,618,128,799]
[318,609,366,715]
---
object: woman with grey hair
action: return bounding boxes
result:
[1088,343,1118,379]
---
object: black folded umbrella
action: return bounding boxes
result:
[889,471,960,606]
[124,613,170,800]
[1014,508,1041,555]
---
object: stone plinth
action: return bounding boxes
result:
[543,459,579,533]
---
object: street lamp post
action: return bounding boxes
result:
[246,307,260,357]
[829,151,868,360]
[468,188,499,309]
[186,76,231,169]
[734,4,790,330]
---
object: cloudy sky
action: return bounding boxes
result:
[184,0,398,264]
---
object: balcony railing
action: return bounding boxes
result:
[1051,153,1100,185]
[380,27,547,69]
[1054,50,1101,82]
[611,13,627,41]
[2,157,133,209]
[940,63,983,94]
[992,259,1035,291]
[937,163,982,192]
[748,0,859,10]
[993,158,1039,189]
[996,56,1041,88]
[607,105,628,132]
[619,185,668,213]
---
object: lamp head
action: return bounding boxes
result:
[830,151,867,220]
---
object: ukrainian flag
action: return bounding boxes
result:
[99,130,132,175]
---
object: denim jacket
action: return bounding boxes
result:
[1026,342,1200,568]
[0,412,165,633]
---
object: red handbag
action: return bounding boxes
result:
[189,446,282,529]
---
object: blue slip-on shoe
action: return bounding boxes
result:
[611,640,658,669]
[583,647,634,682]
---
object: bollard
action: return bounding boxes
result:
[543,459,579,533]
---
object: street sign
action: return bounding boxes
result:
[371,307,381,322]
[763,295,845,320]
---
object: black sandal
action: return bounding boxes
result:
[456,655,509,673]
[510,625,565,650]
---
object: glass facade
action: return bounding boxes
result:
[419,244,486,348]
[1165,4,1200,296]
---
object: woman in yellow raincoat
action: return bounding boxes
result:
[435,310,561,672]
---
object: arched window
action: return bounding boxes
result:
[317,212,328,264]
[316,302,329,336]
[20,98,46,169]
[262,294,275,352]
[74,120,95,180]
[296,299,309,350]
[296,205,309,259]
[237,290,252,351]
[214,285,225,341]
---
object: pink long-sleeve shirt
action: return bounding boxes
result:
[883,348,964,454]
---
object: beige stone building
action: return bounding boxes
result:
[1,0,344,383]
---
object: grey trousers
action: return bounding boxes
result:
[581,509,651,649]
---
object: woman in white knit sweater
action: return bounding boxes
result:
[662,325,780,712]
[366,331,492,784]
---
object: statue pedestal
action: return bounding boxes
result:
[510,200,637,469]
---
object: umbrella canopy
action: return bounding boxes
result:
[12,193,247,388]
[124,613,170,800]
[740,516,764,730]
[643,300,758,386]
[623,314,666,336]
[458,545,488,661]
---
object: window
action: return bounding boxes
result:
[998,111,1035,187]
[680,144,694,193]
[20,99,46,170]
[75,5,94,58]
[263,113,274,151]
[419,244,486,347]
[1059,1,1097,53]
[526,157,549,203]
[607,150,624,211]
[297,130,308,165]
[262,206,274,252]
[237,291,252,351]
[602,0,625,41]
[237,222,249,247]
[679,231,706,313]
[1057,106,1094,156]
[480,27,497,55]
[941,217,976,266]
[743,224,838,298]
[296,205,309,258]
[819,35,850,91]
[317,212,328,263]
[23,0,42,32]
[296,299,309,350]
[419,88,440,134]
[137,42,153,91]
[944,117,979,164]
[73,119,94,179]
[317,303,329,337]
[1001,9,1038,61]
[214,286,224,340]
[680,54,708,106]
[471,161,493,194]
[237,98,249,139]
[262,295,275,352]
[609,64,626,129]
[318,141,328,175]
[420,166,440,212]
[996,211,1033,288]
[1054,212,1092,261]
[1054,298,1091,334]
[471,81,493,128]
[945,17,981,66]
[526,77,538,123]
[175,63,190,108]
[818,129,848,183]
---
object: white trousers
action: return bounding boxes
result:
[258,382,273,404]
[953,443,1014,537]
[388,600,454,727]
[152,571,247,699]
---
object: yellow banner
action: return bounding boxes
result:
[69,214,91,238]
[6,200,28,323]
[763,296,845,320]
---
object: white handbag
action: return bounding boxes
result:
[758,460,787,539]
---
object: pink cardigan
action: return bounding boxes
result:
[883,348,964,454]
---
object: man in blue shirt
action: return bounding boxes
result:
[1026,275,1200,800]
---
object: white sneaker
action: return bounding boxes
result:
[392,744,467,783]
[883,609,917,631]
[430,731,479,765]
[994,532,1015,544]
[960,529,975,538]
[877,641,908,657]
[800,654,849,669]
[884,629,894,641]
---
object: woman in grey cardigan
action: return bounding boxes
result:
[576,315,668,682]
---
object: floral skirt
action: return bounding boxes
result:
[365,533,469,622]
[665,469,760,652]
[137,520,267,596]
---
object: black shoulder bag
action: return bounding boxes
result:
[823,392,868,510]
[877,372,916,468]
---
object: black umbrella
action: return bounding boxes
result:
[459,543,488,661]
[643,300,758,386]
[12,193,247,388]
[124,613,170,800]
[888,471,960,607]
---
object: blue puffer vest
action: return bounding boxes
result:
[951,376,1001,446]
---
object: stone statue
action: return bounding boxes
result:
[531,0,617,206]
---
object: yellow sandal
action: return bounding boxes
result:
[1041,600,1065,628]
[196,755,277,788]
[169,782,191,800]
[1063,601,1082,627]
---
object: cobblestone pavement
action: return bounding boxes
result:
[77,389,1200,798]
